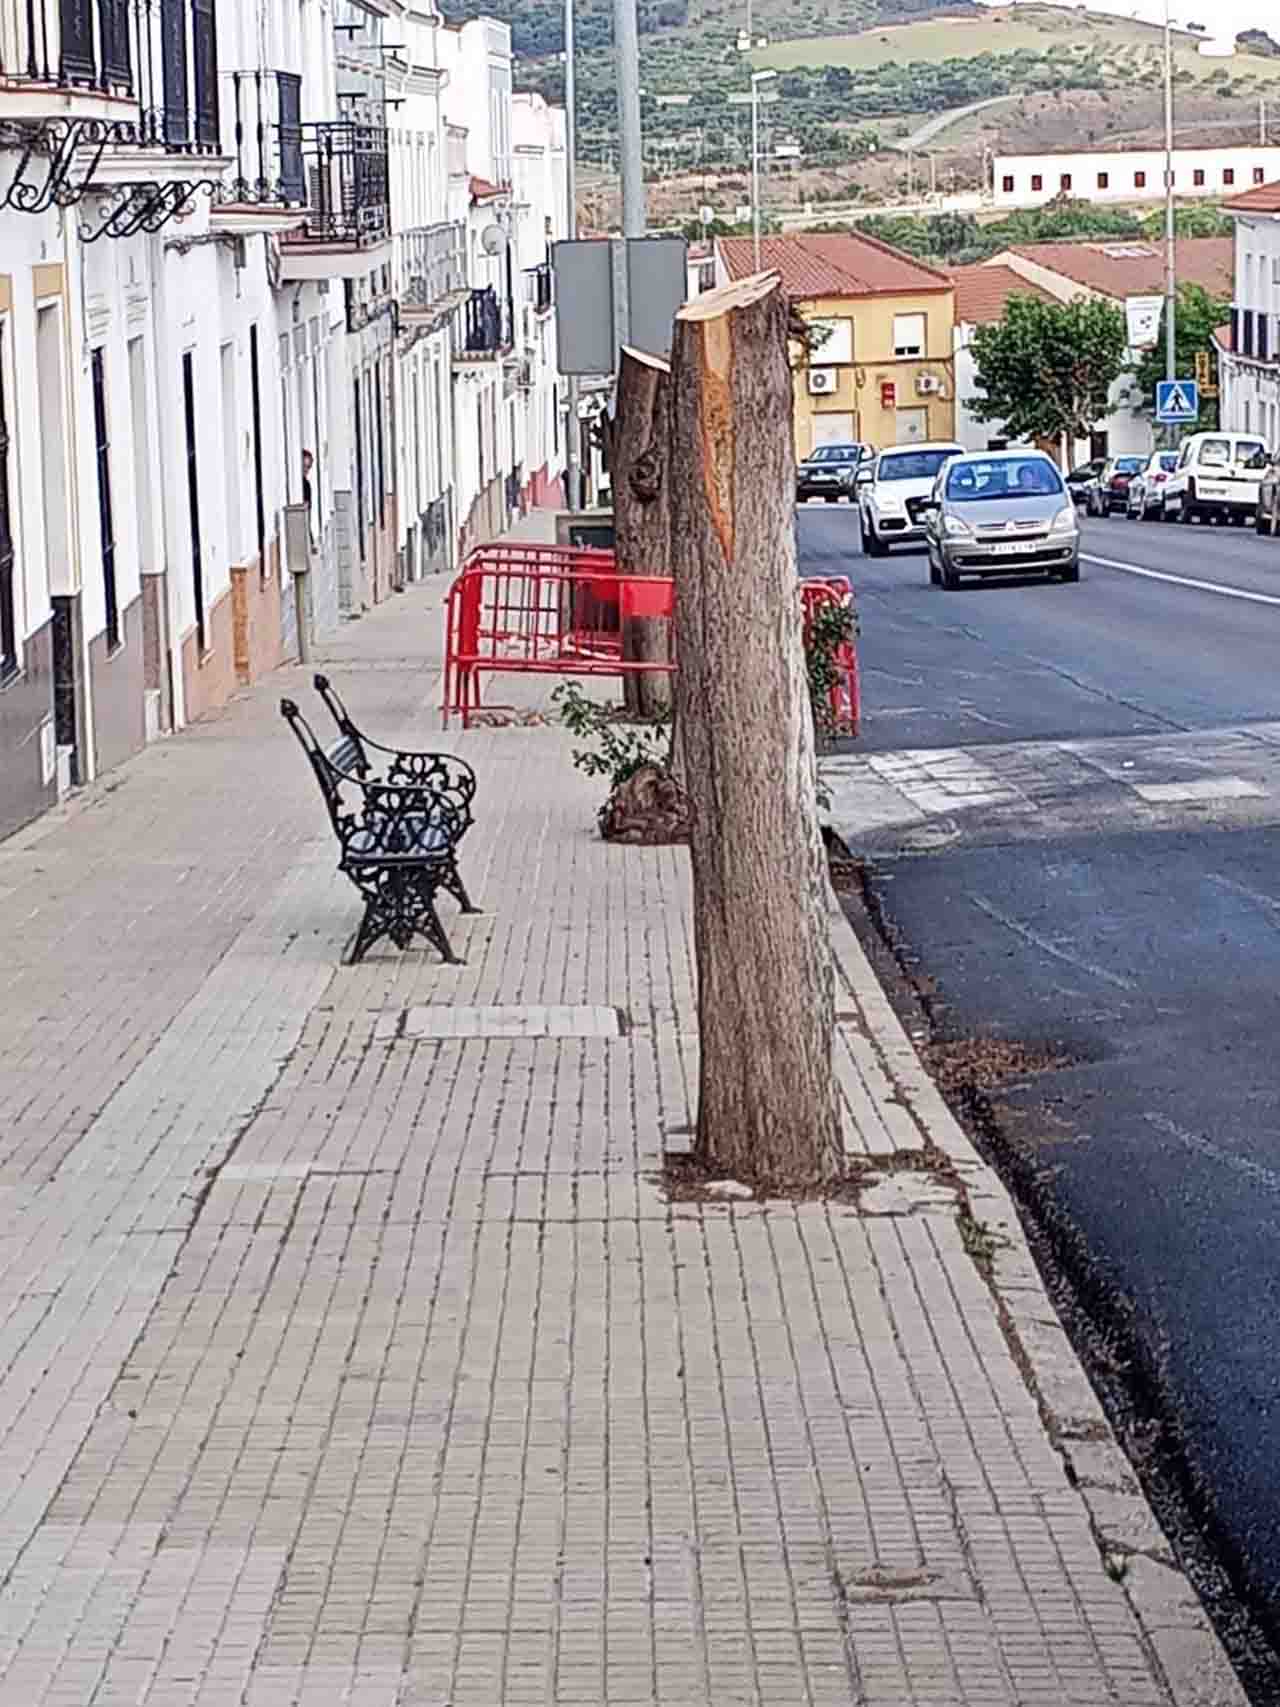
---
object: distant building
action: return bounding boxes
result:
[1217,180,1280,444]
[715,232,957,454]
[952,238,1234,463]
[950,265,1056,452]
[993,146,1280,209]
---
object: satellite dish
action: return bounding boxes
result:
[480,224,507,255]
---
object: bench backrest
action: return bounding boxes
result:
[313,672,478,833]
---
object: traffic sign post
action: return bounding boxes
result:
[1155,378,1200,425]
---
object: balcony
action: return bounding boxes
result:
[525,261,552,315]
[400,221,466,318]
[209,67,306,235]
[460,286,513,359]
[278,120,391,281]
[0,0,220,152]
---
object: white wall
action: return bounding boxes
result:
[1222,214,1280,445]
[994,146,1280,209]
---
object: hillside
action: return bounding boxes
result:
[441,0,1280,207]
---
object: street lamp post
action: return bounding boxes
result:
[1163,0,1177,392]
[564,0,583,508]
[751,68,775,271]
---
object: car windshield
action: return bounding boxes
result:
[945,457,1064,501]
[1115,457,1145,473]
[878,449,959,481]
[810,446,858,463]
[1156,453,1178,471]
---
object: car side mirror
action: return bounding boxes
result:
[856,467,874,486]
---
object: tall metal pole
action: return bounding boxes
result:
[1163,0,1177,390]
[564,0,583,509]
[614,0,645,237]
[752,78,762,269]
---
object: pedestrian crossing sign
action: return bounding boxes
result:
[1155,379,1200,424]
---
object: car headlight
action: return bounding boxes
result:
[942,514,972,538]
[1050,507,1078,535]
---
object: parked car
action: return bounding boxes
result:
[1086,455,1147,516]
[922,449,1080,590]
[1163,430,1269,525]
[1067,459,1106,507]
[796,441,871,503]
[1125,450,1180,520]
[1255,453,1280,536]
[857,441,965,555]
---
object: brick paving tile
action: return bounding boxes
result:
[0,567,1236,1704]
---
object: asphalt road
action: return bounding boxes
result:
[798,500,1280,1661]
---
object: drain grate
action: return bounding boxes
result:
[379,1004,625,1041]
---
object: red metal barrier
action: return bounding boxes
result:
[800,577,860,738]
[443,549,859,738]
[443,549,674,726]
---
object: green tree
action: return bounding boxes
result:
[1132,283,1230,429]
[970,295,1129,458]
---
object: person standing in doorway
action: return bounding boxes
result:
[301,449,315,547]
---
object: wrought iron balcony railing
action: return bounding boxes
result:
[279,120,389,248]
[0,0,220,152]
[464,285,513,356]
[526,261,552,315]
[400,220,466,311]
[223,68,303,205]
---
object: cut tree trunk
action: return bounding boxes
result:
[668,272,841,1190]
[613,345,674,720]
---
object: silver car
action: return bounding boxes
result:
[922,449,1080,589]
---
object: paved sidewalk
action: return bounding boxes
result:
[0,566,1245,1705]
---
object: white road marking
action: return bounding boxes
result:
[967,895,1137,991]
[1134,777,1266,804]
[1083,552,1280,609]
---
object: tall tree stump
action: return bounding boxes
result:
[612,346,674,720]
[669,273,841,1189]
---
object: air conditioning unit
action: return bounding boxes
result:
[808,367,838,396]
[916,373,942,396]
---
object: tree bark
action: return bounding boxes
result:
[612,345,674,719]
[668,273,841,1190]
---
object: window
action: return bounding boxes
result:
[1134,171,1146,189]
[807,317,853,364]
[1097,172,1109,189]
[1060,173,1072,191]
[1002,175,1014,193]
[1031,174,1043,192]
[945,455,1063,500]
[1224,169,1235,186]
[0,322,15,681]
[182,351,205,653]
[1194,168,1206,187]
[892,312,926,357]
[1255,167,1267,185]
[90,349,119,653]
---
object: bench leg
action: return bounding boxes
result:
[346,869,464,966]
[443,860,482,915]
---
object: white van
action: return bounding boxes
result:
[1163,430,1269,526]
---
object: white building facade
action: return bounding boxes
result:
[1219,182,1280,449]
[0,0,566,842]
[994,146,1280,211]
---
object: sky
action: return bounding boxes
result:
[982,0,1275,37]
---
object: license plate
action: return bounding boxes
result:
[987,541,1035,557]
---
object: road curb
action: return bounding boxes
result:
[824,878,1250,1707]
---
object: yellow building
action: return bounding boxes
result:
[717,232,957,456]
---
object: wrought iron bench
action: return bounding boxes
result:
[281,694,479,966]
[312,672,479,913]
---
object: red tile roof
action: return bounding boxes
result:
[950,263,1055,324]
[469,175,506,202]
[1213,321,1234,352]
[717,231,952,299]
[1222,179,1280,214]
[1000,237,1232,299]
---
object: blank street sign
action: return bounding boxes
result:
[552,235,689,376]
